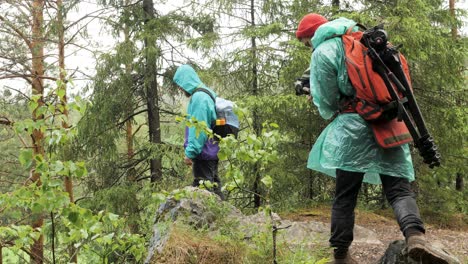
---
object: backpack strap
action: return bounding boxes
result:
[325,23,367,41]
[194,87,216,103]
[345,23,367,35]
[193,88,217,129]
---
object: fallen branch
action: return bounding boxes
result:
[0,116,12,126]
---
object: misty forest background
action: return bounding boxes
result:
[0,0,466,263]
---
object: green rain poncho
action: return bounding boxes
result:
[307,18,415,184]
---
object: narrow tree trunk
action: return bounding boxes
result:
[57,0,75,207]
[449,0,457,39]
[143,0,162,182]
[250,0,259,124]
[57,0,68,128]
[124,14,139,234]
[308,170,314,199]
[307,115,315,200]
[57,1,77,262]
[332,0,340,8]
[450,1,462,192]
[124,19,135,183]
[456,173,463,191]
[126,120,135,180]
[250,0,262,208]
[30,0,45,262]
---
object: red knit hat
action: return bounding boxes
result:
[296,13,328,39]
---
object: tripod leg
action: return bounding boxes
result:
[380,54,441,167]
[387,61,429,137]
[374,65,421,141]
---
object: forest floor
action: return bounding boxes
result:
[281,206,468,264]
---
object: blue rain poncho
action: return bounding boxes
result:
[307,18,414,184]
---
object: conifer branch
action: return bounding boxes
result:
[3,86,31,100]
[0,14,32,49]
[0,73,57,82]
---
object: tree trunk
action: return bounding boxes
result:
[250,0,259,125]
[124,10,136,183]
[456,173,463,191]
[308,170,314,199]
[126,120,134,169]
[124,13,139,234]
[332,0,340,8]
[449,0,457,39]
[449,1,463,193]
[143,0,162,182]
[307,118,315,200]
[250,0,262,208]
[57,1,77,262]
[30,0,45,262]
[57,0,75,208]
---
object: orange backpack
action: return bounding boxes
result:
[341,25,413,148]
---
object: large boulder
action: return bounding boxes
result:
[144,187,235,264]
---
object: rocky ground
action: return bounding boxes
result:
[147,188,467,264]
[355,222,467,263]
[282,209,468,264]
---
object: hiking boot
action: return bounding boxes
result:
[326,252,358,264]
[407,233,452,264]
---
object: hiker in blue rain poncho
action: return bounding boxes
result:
[173,64,224,199]
[296,14,450,264]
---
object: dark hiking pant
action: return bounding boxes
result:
[192,159,224,200]
[330,169,425,252]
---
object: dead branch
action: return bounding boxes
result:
[0,116,12,126]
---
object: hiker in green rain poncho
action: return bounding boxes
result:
[296,14,451,264]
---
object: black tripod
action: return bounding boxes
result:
[362,28,441,168]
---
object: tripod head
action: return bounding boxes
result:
[362,24,388,53]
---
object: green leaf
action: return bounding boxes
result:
[270,122,279,128]
[75,165,87,178]
[80,229,89,239]
[217,149,228,160]
[31,202,44,214]
[247,134,257,144]
[54,161,64,173]
[108,213,119,222]
[90,222,103,233]
[102,233,115,244]
[261,175,273,189]
[68,212,80,224]
[19,150,33,168]
[28,101,39,112]
[57,88,66,99]
[48,179,62,187]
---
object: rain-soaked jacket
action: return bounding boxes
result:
[307,18,414,184]
[173,65,219,160]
